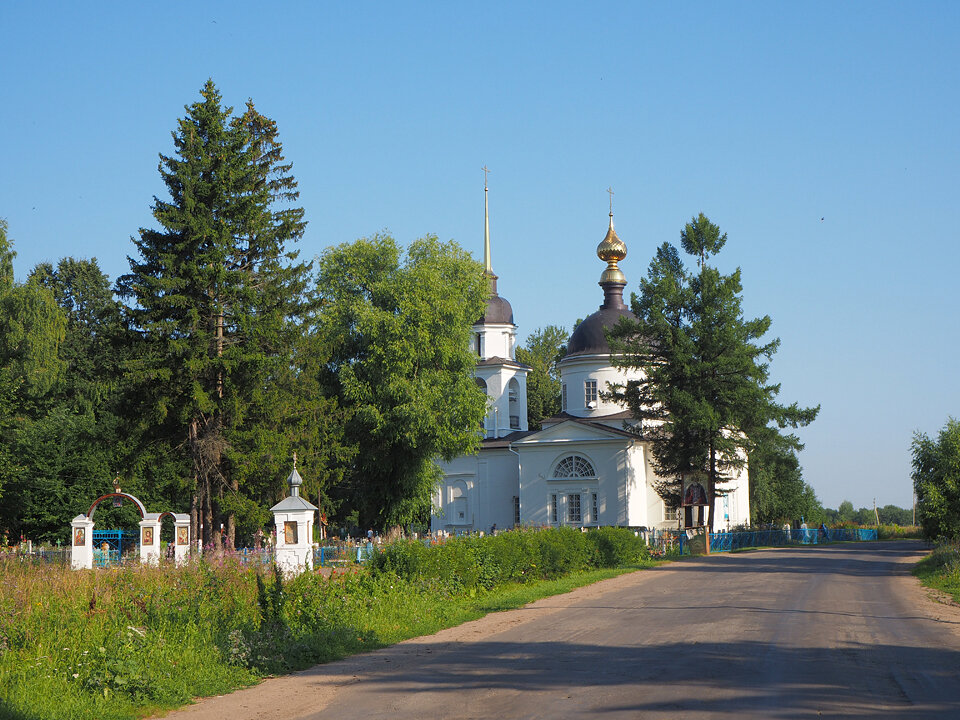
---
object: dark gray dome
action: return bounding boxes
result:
[564,306,636,357]
[477,294,514,325]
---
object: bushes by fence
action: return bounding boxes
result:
[368,526,649,594]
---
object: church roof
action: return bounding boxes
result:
[537,411,639,439]
[565,306,636,357]
[477,356,530,369]
[476,277,515,325]
[479,429,537,448]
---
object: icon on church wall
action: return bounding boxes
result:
[284,521,298,545]
[74,527,85,546]
[176,526,189,545]
[142,527,154,545]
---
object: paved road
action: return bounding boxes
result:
[167,540,960,719]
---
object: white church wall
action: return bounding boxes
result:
[473,321,516,360]
[476,364,529,437]
[432,449,520,534]
[517,440,639,528]
[623,443,648,527]
[558,355,635,418]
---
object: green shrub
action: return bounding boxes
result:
[585,526,649,566]
[913,542,960,604]
[877,524,923,540]
[369,526,648,590]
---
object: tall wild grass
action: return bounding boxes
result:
[0,526,651,720]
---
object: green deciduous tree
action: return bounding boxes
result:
[0,220,67,538]
[116,80,311,547]
[609,214,818,532]
[1,257,130,542]
[316,234,488,529]
[516,325,568,430]
[912,418,960,542]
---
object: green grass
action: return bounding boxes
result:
[0,529,654,720]
[913,542,960,605]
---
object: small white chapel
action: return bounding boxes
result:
[431,184,750,534]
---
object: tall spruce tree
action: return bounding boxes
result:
[609,214,818,532]
[116,81,310,547]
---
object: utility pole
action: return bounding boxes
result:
[873,498,880,526]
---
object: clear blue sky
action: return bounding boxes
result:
[2,1,957,511]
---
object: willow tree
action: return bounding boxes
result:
[116,81,311,546]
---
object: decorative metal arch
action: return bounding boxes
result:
[87,492,147,520]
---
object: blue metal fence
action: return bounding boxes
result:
[706,527,878,553]
[91,529,138,566]
[315,543,377,567]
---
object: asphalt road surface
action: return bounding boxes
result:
[164,540,960,719]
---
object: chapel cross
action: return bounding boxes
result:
[607,186,614,214]
[482,165,490,189]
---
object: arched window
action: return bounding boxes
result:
[552,455,597,478]
[508,378,520,429]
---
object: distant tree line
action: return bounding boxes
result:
[0,81,487,547]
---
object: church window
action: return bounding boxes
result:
[508,378,520,426]
[591,492,598,523]
[567,494,582,523]
[553,455,597,479]
[513,496,521,526]
[549,494,558,524]
[584,379,598,407]
[474,333,482,357]
[561,383,567,411]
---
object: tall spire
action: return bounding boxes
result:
[482,165,493,275]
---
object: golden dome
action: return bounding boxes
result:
[597,213,627,284]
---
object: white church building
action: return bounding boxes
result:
[431,186,750,534]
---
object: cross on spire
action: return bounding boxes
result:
[607,186,614,215]
[482,165,490,190]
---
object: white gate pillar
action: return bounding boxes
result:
[139,514,162,565]
[173,514,191,565]
[70,515,94,570]
[271,457,317,575]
